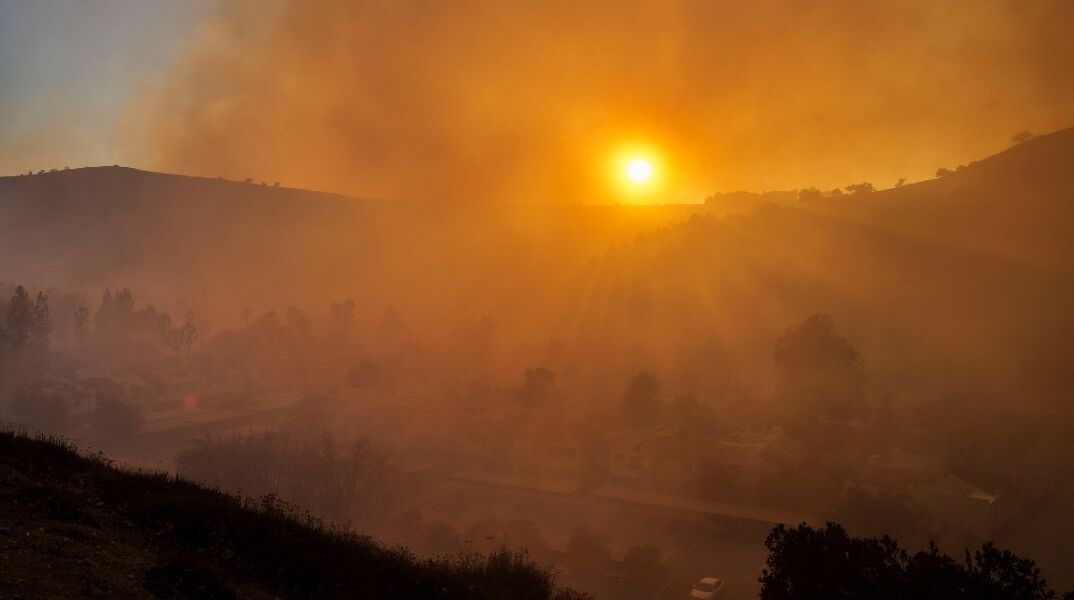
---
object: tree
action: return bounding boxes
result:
[1011,130,1035,144]
[521,366,556,405]
[154,312,173,354]
[94,289,114,335]
[622,371,661,429]
[5,285,33,353]
[775,314,864,421]
[29,292,52,352]
[845,182,874,195]
[330,298,356,328]
[936,167,954,178]
[179,320,199,355]
[254,310,283,351]
[73,304,90,346]
[286,306,312,337]
[798,187,823,202]
[346,359,392,392]
[895,177,906,188]
[760,522,1071,600]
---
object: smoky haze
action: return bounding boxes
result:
[3,3,1074,599]
[120,0,1074,202]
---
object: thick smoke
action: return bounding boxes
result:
[121,0,1074,202]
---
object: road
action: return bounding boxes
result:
[391,472,771,600]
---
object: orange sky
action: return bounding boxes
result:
[6,0,1074,203]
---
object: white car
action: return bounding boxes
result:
[689,577,726,599]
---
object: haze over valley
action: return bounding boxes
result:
[2,2,1073,599]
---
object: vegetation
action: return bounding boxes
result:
[775,314,865,423]
[622,371,661,429]
[176,430,389,525]
[0,429,585,599]
[761,523,1072,600]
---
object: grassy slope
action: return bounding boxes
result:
[0,430,582,600]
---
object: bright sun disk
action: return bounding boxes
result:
[626,158,653,183]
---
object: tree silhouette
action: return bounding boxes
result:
[346,359,392,392]
[330,298,356,333]
[798,187,823,202]
[30,292,52,353]
[73,304,90,346]
[5,286,33,353]
[1011,130,1035,144]
[286,306,312,337]
[845,182,874,195]
[760,522,1072,600]
[775,314,864,421]
[622,371,661,429]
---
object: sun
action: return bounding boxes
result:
[625,158,653,183]
[609,146,663,201]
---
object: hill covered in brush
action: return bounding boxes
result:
[0,429,583,599]
[566,128,1074,408]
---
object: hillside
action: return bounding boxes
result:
[0,429,582,599]
[816,127,1074,276]
[564,128,1074,405]
[0,166,712,336]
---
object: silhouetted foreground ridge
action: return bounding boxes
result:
[0,430,585,599]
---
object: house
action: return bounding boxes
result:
[852,448,999,537]
[690,429,805,493]
[608,422,682,488]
